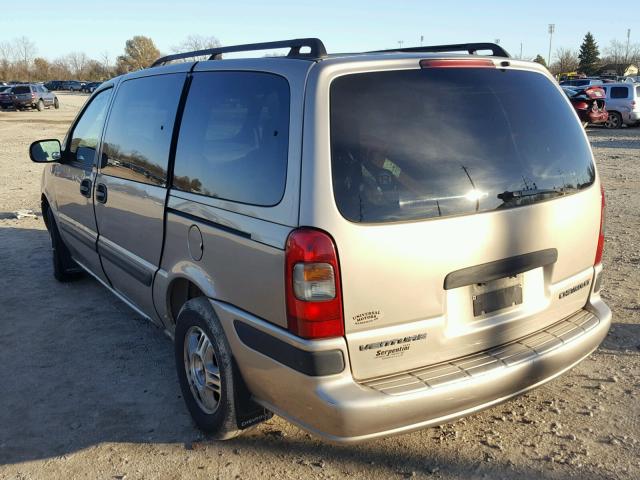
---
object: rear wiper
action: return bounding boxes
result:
[497,187,573,203]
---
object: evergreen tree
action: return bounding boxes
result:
[578,32,600,76]
[533,54,547,67]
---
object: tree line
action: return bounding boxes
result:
[533,32,640,76]
[1,32,638,82]
[0,35,220,82]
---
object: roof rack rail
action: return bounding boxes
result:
[151,38,327,67]
[368,42,510,59]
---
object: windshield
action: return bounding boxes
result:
[330,67,595,223]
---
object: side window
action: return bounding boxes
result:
[611,87,629,99]
[67,88,112,168]
[172,72,290,206]
[101,74,185,187]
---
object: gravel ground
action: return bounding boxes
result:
[0,93,638,480]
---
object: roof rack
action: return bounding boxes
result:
[368,42,510,59]
[151,38,327,67]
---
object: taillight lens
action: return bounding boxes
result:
[285,228,344,339]
[420,59,496,69]
[594,185,605,265]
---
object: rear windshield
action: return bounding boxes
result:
[12,86,30,94]
[330,67,595,223]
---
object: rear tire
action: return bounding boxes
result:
[175,297,251,440]
[605,112,622,129]
[45,208,83,282]
[53,97,59,109]
[36,100,44,111]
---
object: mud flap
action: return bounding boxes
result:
[232,359,273,429]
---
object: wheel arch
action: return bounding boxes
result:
[157,266,217,328]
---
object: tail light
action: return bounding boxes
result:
[285,228,344,339]
[594,185,605,265]
[420,59,496,69]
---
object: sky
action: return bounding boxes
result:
[1,1,638,63]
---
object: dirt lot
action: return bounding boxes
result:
[0,93,638,480]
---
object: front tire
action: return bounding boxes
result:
[53,97,59,109]
[45,208,83,282]
[175,297,246,440]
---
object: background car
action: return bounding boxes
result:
[562,85,608,127]
[599,82,640,128]
[0,84,59,111]
[61,80,83,91]
[81,81,102,93]
[44,80,65,91]
[559,78,604,88]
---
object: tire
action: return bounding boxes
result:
[45,208,82,282]
[36,100,44,111]
[604,112,622,129]
[175,297,256,440]
[53,97,59,109]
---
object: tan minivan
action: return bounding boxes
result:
[30,39,610,442]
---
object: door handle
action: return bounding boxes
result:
[79,178,92,198]
[95,183,108,204]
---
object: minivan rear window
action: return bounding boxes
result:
[330,68,595,223]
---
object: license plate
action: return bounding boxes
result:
[472,275,523,317]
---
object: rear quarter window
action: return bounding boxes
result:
[172,71,290,206]
[610,86,629,99]
[330,67,595,223]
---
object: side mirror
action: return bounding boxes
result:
[29,139,61,163]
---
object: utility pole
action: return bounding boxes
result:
[398,40,404,49]
[420,35,424,46]
[626,28,631,60]
[520,42,523,59]
[547,24,555,67]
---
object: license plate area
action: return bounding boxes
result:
[472,275,523,317]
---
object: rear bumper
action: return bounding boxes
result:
[630,111,640,121]
[12,99,34,107]
[215,298,611,443]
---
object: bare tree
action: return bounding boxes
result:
[172,35,221,53]
[0,41,14,80]
[12,36,37,80]
[550,48,579,75]
[65,51,89,78]
[49,57,73,80]
[13,36,37,65]
[602,40,640,75]
[171,35,221,61]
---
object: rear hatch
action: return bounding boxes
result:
[327,62,602,380]
[10,86,32,102]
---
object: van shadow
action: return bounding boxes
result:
[601,321,640,353]
[0,225,609,479]
[0,224,195,465]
